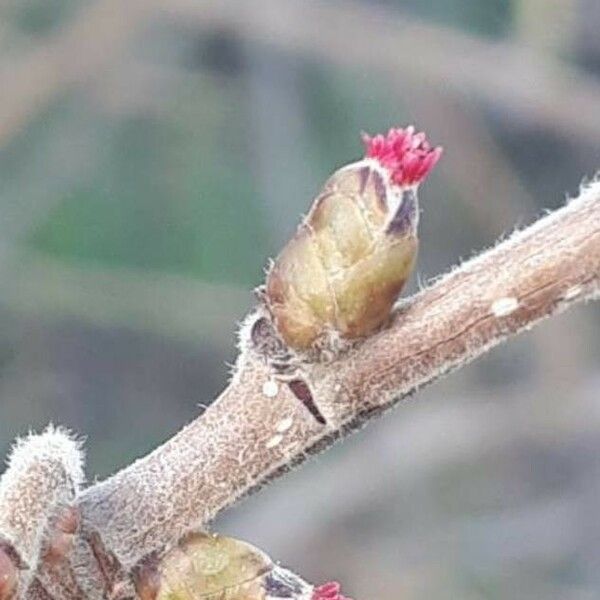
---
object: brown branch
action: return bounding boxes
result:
[0,427,84,595]
[76,180,600,569]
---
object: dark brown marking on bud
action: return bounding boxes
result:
[250,316,265,339]
[250,316,275,348]
[250,316,289,362]
[264,569,306,597]
[357,166,370,195]
[287,380,326,425]
[371,168,388,213]
[386,188,418,236]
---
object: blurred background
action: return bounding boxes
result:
[0,0,599,598]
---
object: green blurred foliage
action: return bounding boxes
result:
[6,0,79,35]
[393,0,513,38]
[31,83,269,286]
[15,0,514,289]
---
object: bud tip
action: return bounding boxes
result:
[363,125,442,187]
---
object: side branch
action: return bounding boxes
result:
[0,426,84,597]
[78,181,600,567]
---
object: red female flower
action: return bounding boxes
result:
[312,581,352,600]
[363,126,442,187]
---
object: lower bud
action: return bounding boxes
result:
[131,532,350,600]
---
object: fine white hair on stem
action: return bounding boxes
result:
[4,425,85,489]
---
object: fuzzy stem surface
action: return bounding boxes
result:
[76,181,600,568]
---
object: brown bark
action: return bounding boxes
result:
[77,181,600,569]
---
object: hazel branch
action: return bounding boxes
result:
[77,179,600,569]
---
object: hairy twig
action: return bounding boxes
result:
[0,175,597,599]
[76,180,600,569]
[0,427,84,595]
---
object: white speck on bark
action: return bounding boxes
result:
[491,297,519,317]
[262,380,279,398]
[564,285,582,300]
[275,418,293,433]
[265,435,284,449]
